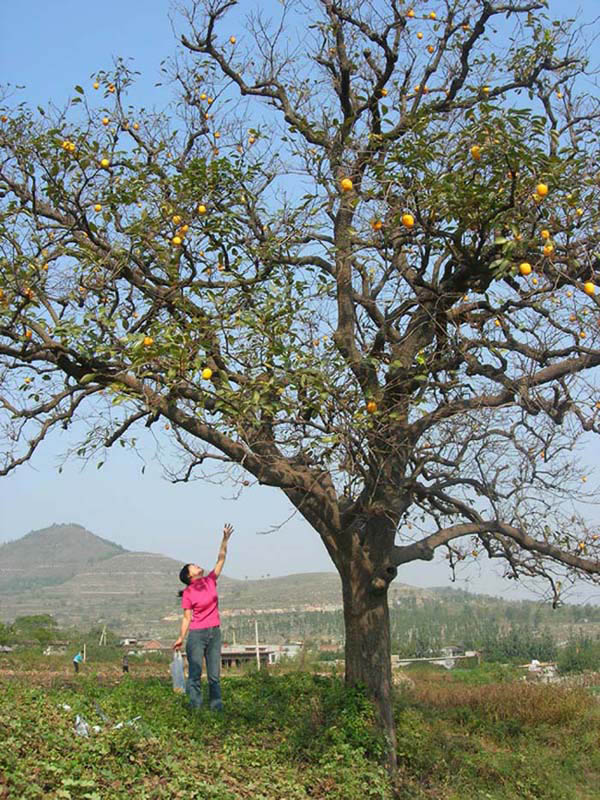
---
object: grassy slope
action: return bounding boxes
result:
[0,524,125,594]
[0,523,427,632]
[1,658,599,800]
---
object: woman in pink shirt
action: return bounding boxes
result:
[173,523,234,710]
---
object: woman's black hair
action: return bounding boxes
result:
[177,564,192,598]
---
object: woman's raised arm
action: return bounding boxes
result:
[213,523,234,578]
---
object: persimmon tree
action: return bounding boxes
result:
[2,0,600,768]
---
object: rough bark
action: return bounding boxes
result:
[342,566,396,773]
[338,512,399,773]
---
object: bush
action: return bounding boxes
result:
[557,636,600,674]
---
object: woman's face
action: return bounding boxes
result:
[188,564,205,580]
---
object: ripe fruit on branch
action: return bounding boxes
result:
[172,236,182,246]
[366,401,377,414]
[202,367,213,380]
[94,204,102,212]
[371,219,383,231]
[470,145,481,160]
[536,182,549,197]
[519,262,532,276]
[100,158,110,168]
[340,178,353,192]
[197,204,207,214]
[401,213,415,228]
[143,336,153,347]
[584,282,596,296]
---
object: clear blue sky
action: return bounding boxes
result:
[1,1,599,603]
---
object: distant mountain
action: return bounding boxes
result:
[0,524,423,636]
[0,523,125,593]
[2,524,598,647]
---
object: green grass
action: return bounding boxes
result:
[1,659,599,799]
[0,670,389,800]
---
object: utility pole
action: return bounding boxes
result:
[255,619,260,671]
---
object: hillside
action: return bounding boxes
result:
[0,525,430,635]
[0,523,125,593]
[2,524,598,645]
[0,525,337,633]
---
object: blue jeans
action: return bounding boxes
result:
[186,626,223,711]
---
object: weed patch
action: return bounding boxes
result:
[2,665,600,799]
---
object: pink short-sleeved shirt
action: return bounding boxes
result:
[181,570,220,629]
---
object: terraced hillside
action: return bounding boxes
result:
[0,525,430,637]
[0,523,125,593]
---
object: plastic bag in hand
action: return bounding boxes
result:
[170,651,186,693]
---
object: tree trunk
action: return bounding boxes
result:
[341,569,397,774]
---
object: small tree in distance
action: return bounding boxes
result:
[2,0,600,767]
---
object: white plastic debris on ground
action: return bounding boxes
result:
[74,714,90,737]
[67,703,143,736]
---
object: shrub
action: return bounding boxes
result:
[557,636,600,675]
